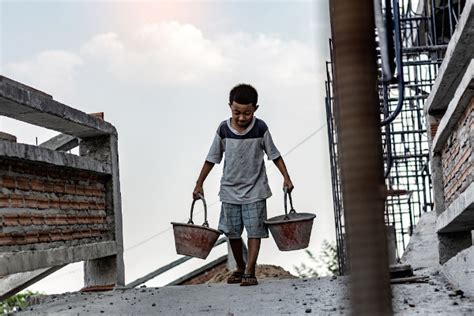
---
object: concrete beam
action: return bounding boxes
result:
[437,182,474,233]
[0,132,16,142]
[0,140,111,174]
[39,133,78,152]
[0,241,116,275]
[424,0,474,115]
[0,265,65,301]
[0,76,117,137]
[432,60,474,154]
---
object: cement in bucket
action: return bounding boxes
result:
[171,195,220,259]
[265,189,316,251]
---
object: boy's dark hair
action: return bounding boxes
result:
[229,84,258,106]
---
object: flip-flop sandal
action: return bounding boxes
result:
[227,271,244,284]
[240,274,258,286]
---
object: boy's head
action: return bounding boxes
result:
[229,84,259,129]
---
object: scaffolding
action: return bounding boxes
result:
[325,0,466,274]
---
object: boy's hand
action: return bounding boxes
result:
[193,185,204,200]
[283,178,294,193]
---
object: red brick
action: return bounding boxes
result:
[66,216,78,225]
[0,234,13,246]
[47,168,60,179]
[25,234,39,244]
[43,181,55,193]
[60,200,71,210]
[50,232,63,241]
[1,175,16,189]
[34,167,47,178]
[70,201,81,209]
[2,214,18,226]
[31,214,45,225]
[55,215,68,225]
[77,216,87,224]
[16,177,30,190]
[30,179,44,192]
[79,171,91,181]
[75,185,85,195]
[38,233,50,243]
[18,215,32,226]
[54,183,65,194]
[25,196,38,209]
[62,232,74,241]
[49,197,60,209]
[36,196,49,209]
[65,184,76,195]
[0,195,9,208]
[10,195,24,208]
[79,201,89,210]
[96,201,106,210]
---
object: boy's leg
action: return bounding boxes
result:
[241,200,268,277]
[245,238,261,275]
[229,238,246,273]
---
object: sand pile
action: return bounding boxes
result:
[206,264,298,283]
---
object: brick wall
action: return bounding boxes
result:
[442,98,473,205]
[0,157,113,251]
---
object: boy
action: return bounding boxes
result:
[192,83,294,286]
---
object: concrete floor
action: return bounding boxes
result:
[17,274,474,315]
[17,211,474,315]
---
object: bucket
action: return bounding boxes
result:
[171,194,221,259]
[265,188,316,251]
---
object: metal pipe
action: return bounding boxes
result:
[329,0,392,314]
[374,0,393,82]
[382,0,405,126]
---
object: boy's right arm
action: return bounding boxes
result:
[193,161,215,200]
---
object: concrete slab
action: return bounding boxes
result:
[437,182,474,233]
[443,246,474,297]
[401,211,439,270]
[0,76,117,137]
[431,59,474,154]
[0,140,111,174]
[0,241,116,275]
[17,274,474,315]
[424,0,474,115]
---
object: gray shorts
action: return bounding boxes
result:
[218,200,269,239]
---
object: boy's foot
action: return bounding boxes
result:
[227,271,244,284]
[240,274,258,286]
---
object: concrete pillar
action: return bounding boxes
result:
[80,135,125,287]
[431,155,446,216]
[329,0,392,314]
[386,225,398,264]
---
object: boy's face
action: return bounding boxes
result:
[229,101,258,129]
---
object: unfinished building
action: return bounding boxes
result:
[0,76,125,299]
[326,0,473,295]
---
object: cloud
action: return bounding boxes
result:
[3,50,83,99]
[3,21,321,91]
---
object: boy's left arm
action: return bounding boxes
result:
[273,156,294,192]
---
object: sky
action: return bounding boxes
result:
[0,0,333,293]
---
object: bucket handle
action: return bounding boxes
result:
[188,193,209,227]
[283,187,297,220]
